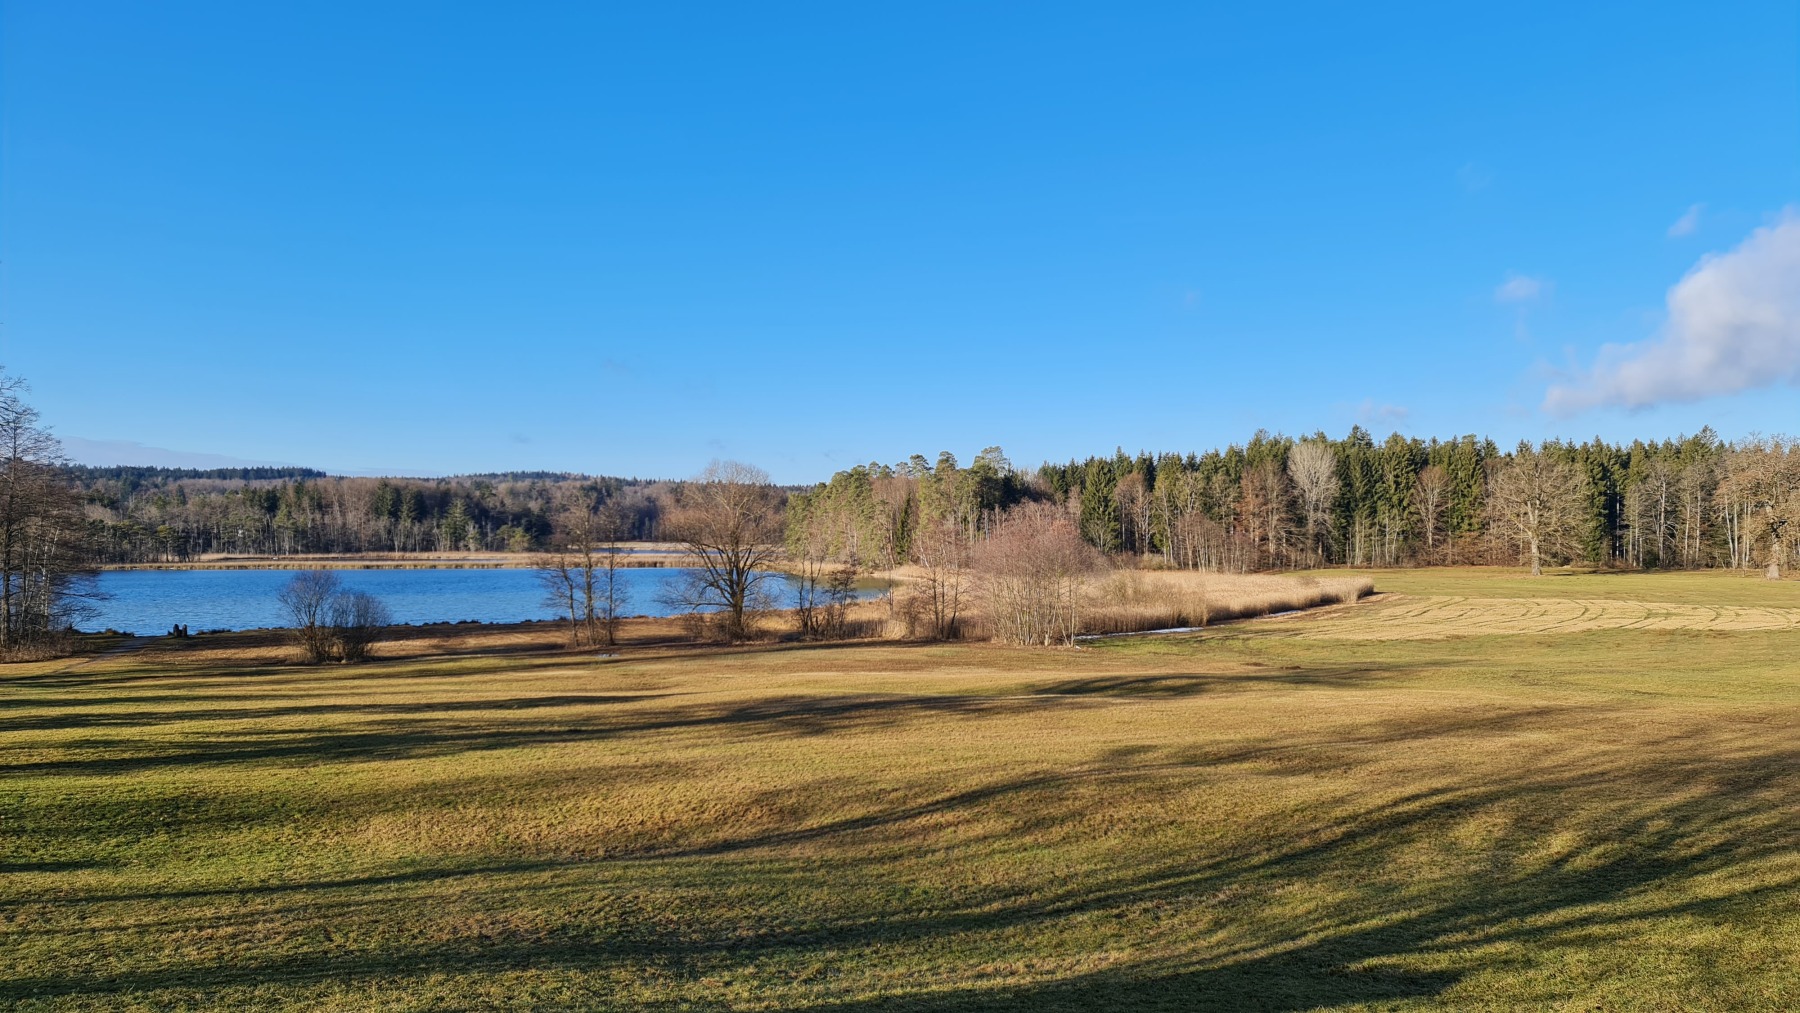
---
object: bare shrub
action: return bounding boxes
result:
[906,519,969,639]
[817,565,859,640]
[973,504,1105,647]
[329,590,392,662]
[277,570,392,662]
[278,570,341,663]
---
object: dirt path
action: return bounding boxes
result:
[56,636,158,672]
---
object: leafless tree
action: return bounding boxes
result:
[536,494,633,647]
[973,503,1105,646]
[1287,440,1339,568]
[329,590,391,662]
[589,502,633,645]
[278,570,342,662]
[536,550,583,646]
[661,461,783,641]
[785,493,835,638]
[906,518,969,639]
[1487,449,1586,576]
[818,564,859,639]
[1717,436,1800,577]
[1414,464,1448,563]
[0,371,99,656]
[1238,460,1292,569]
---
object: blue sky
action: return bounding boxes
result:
[3,2,1797,482]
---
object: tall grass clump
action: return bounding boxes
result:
[1081,570,1374,636]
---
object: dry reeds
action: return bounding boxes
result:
[1079,570,1374,636]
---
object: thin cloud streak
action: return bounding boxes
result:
[1495,273,1550,304]
[1667,203,1704,238]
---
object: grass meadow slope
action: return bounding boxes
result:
[3,569,1798,1010]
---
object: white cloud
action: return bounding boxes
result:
[1667,203,1704,238]
[1495,273,1549,304]
[1545,209,1800,415]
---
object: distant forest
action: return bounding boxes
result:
[788,428,1798,575]
[74,467,676,562]
[74,426,1799,574]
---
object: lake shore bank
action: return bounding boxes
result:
[98,546,691,570]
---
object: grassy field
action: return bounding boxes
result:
[3,568,1798,1010]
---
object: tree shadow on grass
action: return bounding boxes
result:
[0,691,1094,776]
[0,692,678,734]
[1024,659,1438,698]
[9,727,1796,1009]
[6,717,1798,1010]
[3,649,594,693]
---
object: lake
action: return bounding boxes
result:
[87,568,887,636]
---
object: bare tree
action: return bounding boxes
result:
[1487,449,1585,576]
[590,501,632,646]
[329,590,392,662]
[1238,460,1292,569]
[1287,440,1339,568]
[661,461,783,641]
[535,549,582,646]
[973,503,1105,646]
[536,494,634,647]
[0,371,100,656]
[906,518,969,639]
[1415,464,1448,563]
[278,570,342,662]
[1717,437,1800,578]
[785,492,835,638]
[818,564,859,639]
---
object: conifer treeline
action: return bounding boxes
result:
[789,428,1800,573]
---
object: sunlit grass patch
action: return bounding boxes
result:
[3,568,1798,1010]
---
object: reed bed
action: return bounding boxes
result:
[1080,570,1375,636]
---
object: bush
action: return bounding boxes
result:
[276,571,392,663]
[277,571,340,663]
[973,504,1106,647]
[329,591,392,662]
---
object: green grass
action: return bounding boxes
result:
[3,568,1798,1010]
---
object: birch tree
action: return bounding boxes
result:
[1287,440,1338,568]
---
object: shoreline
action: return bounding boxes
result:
[98,548,689,571]
[98,551,911,583]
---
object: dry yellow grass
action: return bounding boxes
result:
[4,568,1798,1009]
[1082,569,1375,635]
[1261,593,1800,640]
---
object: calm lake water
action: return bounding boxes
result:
[88,568,887,636]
